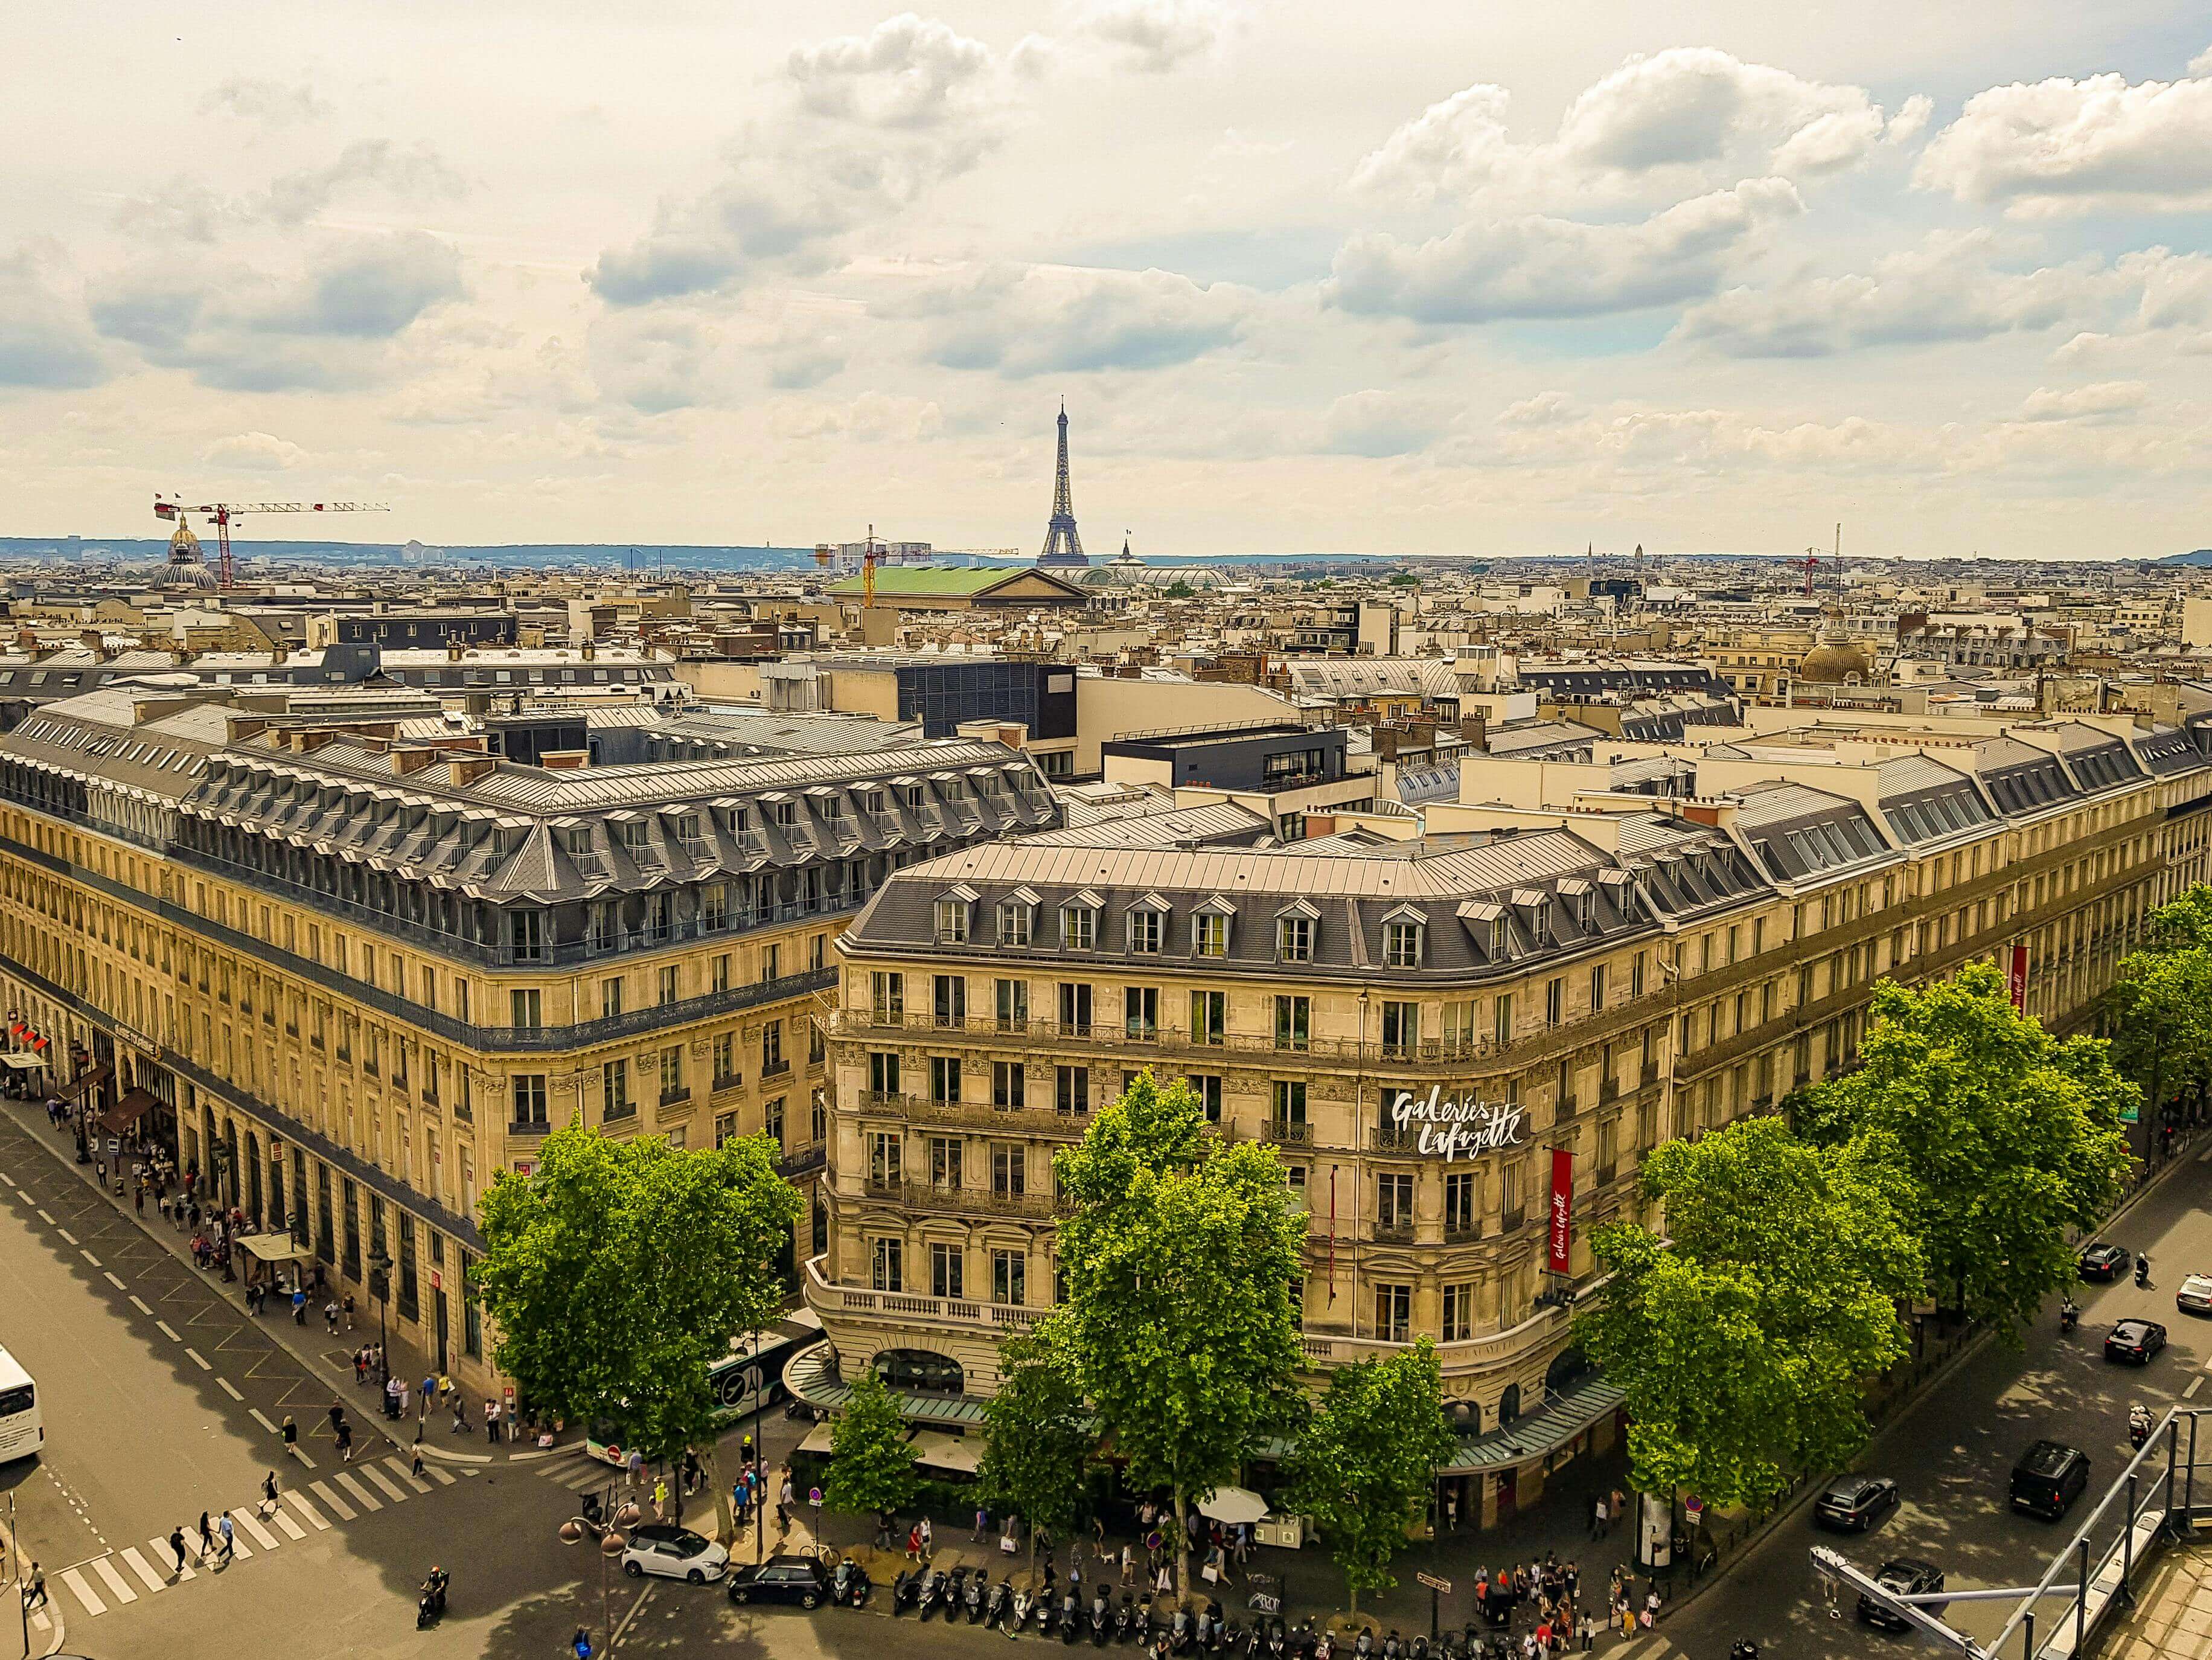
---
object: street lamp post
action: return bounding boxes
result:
[368,1243,393,1388]
[560,1501,639,1658]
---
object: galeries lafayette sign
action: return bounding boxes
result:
[1387,1088,1527,1160]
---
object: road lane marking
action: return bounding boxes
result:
[35,1209,50,1222]
[308,1480,357,1521]
[79,1249,98,1266]
[271,1507,307,1542]
[128,1294,151,1314]
[426,1463,456,1486]
[89,1556,136,1604]
[216,1377,243,1402]
[155,1538,194,1580]
[360,1463,409,1504]
[284,1491,331,1531]
[234,1511,280,1551]
[385,1455,433,1494]
[290,1443,318,1470]
[59,1568,105,1617]
[248,1407,276,1432]
[2188,1376,2205,1400]
[333,1472,383,1512]
[103,1272,124,1291]
[184,1347,209,1370]
[0,1171,13,1185]
[120,1548,166,1594]
[56,1227,75,1244]
[156,1320,179,1341]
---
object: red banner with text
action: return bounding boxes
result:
[2007,943,2028,1011]
[1547,1146,1574,1274]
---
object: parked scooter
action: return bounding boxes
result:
[2137,1252,2153,1288]
[1093,1588,1113,1647]
[921,1567,951,1621]
[988,1578,1014,1630]
[831,1557,872,1608]
[968,1569,989,1624]
[1115,1592,1134,1644]
[890,1568,916,1616]
[1061,1589,1082,1644]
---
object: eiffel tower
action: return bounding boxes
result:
[1037,401,1090,568]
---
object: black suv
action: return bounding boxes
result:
[2010,1441,2091,1519]
[727,1555,833,1610]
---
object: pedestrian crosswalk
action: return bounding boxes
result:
[535,1445,627,1496]
[39,1457,464,1626]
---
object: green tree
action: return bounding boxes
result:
[472,1120,799,1539]
[1287,1339,1455,1612]
[2146,884,2212,952]
[978,1331,1095,1566]
[825,1368,920,1519]
[1165,579,1194,599]
[1573,1115,1923,1508]
[1047,1073,1305,1600]
[2103,946,2212,1115]
[1790,964,2134,1336]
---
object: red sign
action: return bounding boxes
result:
[2007,943,2028,1011]
[1547,1147,1574,1274]
[429,1270,442,1292]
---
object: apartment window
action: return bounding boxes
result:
[930,1242,964,1300]
[1274,995,1309,1051]
[929,1136,962,1189]
[601,1059,631,1121]
[868,1133,901,1185]
[993,1249,1026,1307]
[1546,977,1564,1027]
[1631,952,1647,999]
[869,1051,903,1097]
[1058,981,1093,1036]
[871,972,904,1022]
[656,966,679,1007]
[1277,915,1313,963]
[712,954,730,993]
[1271,1079,1307,1132]
[991,1142,1026,1197]
[998,900,1032,946]
[1494,993,1514,1045]
[1443,1171,1475,1234]
[761,1022,784,1074]
[1187,1073,1223,1123]
[1382,919,1422,968]
[1381,999,1418,1059]
[872,1237,903,1292]
[930,1056,962,1105]
[1501,1159,1523,1216]
[1128,909,1165,954]
[510,988,541,1029]
[342,1179,361,1279]
[764,942,781,980]
[995,978,1029,1030]
[1591,964,1608,1010]
[1055,1065,1090,1116]
[1193,913,1230,957]
[601,977,624,1019]
[934,897,969,942]
[1061,906,1097,951]
[1124,986,1159,1040]
[764,1095,785,1148]
[933,974,967,1028]
[702,884,727,931]
[1376,1172,1414,1230]
[1442,1283,1473,1344]
[1190,989,1226,1045]
[993,1060,1026,1109]
[714,1033,738,1086]
[1373,1283,1411,1343]
[659,1045,685,1102]
[714,1112,736,1148]
[1599,1115,1619,1171]
[511,1074,547,1127]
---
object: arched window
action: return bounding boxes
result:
[1546,1347,1592,1396]
[1497,1383,1521,1427]
[874,1349,965,1396]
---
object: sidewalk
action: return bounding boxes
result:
[0,1094,559,1469]
[2099,1541,2212,1660]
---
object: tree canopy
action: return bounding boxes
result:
[1047,1073,1306,1592]
[1790,964,2134,1336]
[2146,885,2212,952]
[1573,1115,1923,1508]
[471,1119,799,1534]
[825,1368,919,1518]
[978,1331,1095,1561]
[1286,1339,1455,1612]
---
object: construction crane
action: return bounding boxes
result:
[154,495,391,589]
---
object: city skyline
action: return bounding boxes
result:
[5,3,2212,557]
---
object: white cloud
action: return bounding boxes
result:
[2018,380,2148,422]
[202,430,309,469]
[1076,0,1230,74]
[199,77,330,126]
[907,263,1253,376]
[0,249,107,391]
[1918,64,2212,215]
[767,391,945,443]
[785,13,1000,129]
[1675,234,2114,357]
[264,141,470,226]
[1322,389,1457,457]
[1326,178,1801,324]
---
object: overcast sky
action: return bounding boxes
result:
[6,2,2212,559]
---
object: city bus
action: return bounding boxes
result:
[584,1309,823,1469]
[0,1345,41,1464]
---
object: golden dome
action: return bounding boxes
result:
[167,520,202,558]
[1798,641,1873,684]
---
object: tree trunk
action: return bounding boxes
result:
[700,1440,735,1544]
[1172,1486,1190,1611]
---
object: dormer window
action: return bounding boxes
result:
[773,800,797,828]
[998,894,1034,946]
[1382,915,1424,969]
[619,820,654,864]
[935,899,968,942]
[1128,894,1169,954]
[1488,917,1508,958]
[1062,894,1101,951]
[1277,915,1313,963]
[1194,913,1230,957]
[674,813,703,856]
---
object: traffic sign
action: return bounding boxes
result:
[1416,1572,1451,1594]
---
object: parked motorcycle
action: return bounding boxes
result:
[1092,1589,1113,1647]
[988,1579,1014,1631]
[920,1568,951,1621]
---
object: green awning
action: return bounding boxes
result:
[1441,1375,1625,1474]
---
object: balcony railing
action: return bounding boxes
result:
[802,1253,1047,1334]
[508,1119,551,1137]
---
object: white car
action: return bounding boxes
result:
[621,1524,730,1584]
[2177,1274,2212,1316]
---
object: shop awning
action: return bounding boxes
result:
[97,1089,162,1136]
[796,1422,836,1457]
[1439,1374,1626,1475]
[0,1053,47,1071]
[238,1232,313,1264]
[58,1063,112,1103]
[908,1429,983,1475]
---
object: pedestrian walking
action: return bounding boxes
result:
[412,1446,426,1480]
[281,1415,298,1457]
[21,1563,44,1611]
[452,1394,469,1434]
[197,1511,214,1559]
[218,1511,236,1563]
[572,1628,593,1660]
[1579,1614,1595,1653]
[974,1503,989,1542]
[292,1285,307,1325]
[328,1400,346,1435]
[653,1477,669,1522]
[914,1509,928,1559]
[485,1397,501,1441]
[907,1524,923,1564]
[343,1290,356,1331]
[337,1419,354,1462]
[1120,1543,1135,1586]
[169,1527,188,1574]
[354,1348,367,1385]
[420,1374,435,1421]
[1590,1494,1606,1540]
[324,1299,339,1335]
[260,1470,279,1517]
